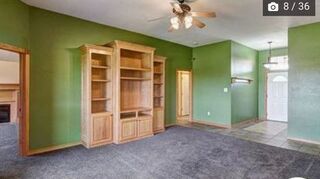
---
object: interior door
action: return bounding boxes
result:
[180,72,190,116]
[267,72,288,122]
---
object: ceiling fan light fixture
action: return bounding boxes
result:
[184,15,193,29]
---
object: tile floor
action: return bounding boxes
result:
[177,120,320,156]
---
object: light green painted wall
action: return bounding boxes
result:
[0,0,29,48]
[0,1,191,150]
[7,0,319,149]
[27,7,192,149]
[258,48,288,119]
[192,41,232,126]
[288,22,320,143]
[231,42,258,124]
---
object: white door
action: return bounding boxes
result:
[181,72,190,116]
[267,72,288,122]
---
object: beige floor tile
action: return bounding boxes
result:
[280,141,302,151]
[177,121,320,156]
[299,145,320,155]
[265,139,286,147]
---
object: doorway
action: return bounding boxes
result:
[0,43,29,156]
[267,72,288,122]
[176,70,192,121]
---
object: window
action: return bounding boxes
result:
[272,76,287,82]
[269,56,289,71]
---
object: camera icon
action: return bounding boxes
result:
[268,2,279,12]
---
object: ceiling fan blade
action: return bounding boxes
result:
[192,17,206,28]
[191,11,216,18]
[148,16,169,22]
[168,26,174,32]
[170,2,183,13]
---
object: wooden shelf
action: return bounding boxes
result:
[120,66,151,72]
[120,113,136,120]
[120,77,151,81]
[154,82,163,85]
[153,107,164,110]
[139,114,152,118]
[92,79,111,83]
[92,111,112,116]
[153,56,166,134]
[92,65,110,69]
[81,44,114,148]
[120,107,152,113]
[92,98,111,101]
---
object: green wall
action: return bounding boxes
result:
[8,0,319,149]
[288,22,320,143]
[231,42,258,124]
[258,48,288,119]
[192,41,232,126]
[0,0,29,48]
[28,7,192,149]
[0,1,191,150]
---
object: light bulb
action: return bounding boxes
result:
[172,23,179,30]
[185,22,192,29]
[170,17,180,30]
[184,16,193,29]
[170,17,179,24]
[264,63,273,69]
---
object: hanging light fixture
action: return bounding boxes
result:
[263,41,278,69]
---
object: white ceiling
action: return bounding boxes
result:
[22,0,320,50]
[0,49,19,62]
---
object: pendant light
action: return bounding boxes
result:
[263,41,278,69]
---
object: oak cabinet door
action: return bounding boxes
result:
[92,115,112,145]
[120,119,137,141]
[138,117,153,137]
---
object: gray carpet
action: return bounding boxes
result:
[1,124,320,179]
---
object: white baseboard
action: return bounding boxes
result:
[165,123,176,128]
[287,137,320,145]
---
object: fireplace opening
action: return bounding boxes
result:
[0,104,10,123]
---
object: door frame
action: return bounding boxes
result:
[176,69,193,122]
[0,43,30,156]
[264,70,288,121]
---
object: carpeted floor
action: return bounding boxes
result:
[1,124,320,179]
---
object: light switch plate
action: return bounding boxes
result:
[224,88,228,93]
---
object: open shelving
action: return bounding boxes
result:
[106,40,155,144]
[153,56,166,133]
[81,44,113,148]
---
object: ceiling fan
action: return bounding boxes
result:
[149,0,216,32]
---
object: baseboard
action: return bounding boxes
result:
[165,123,176,128]
[231,118,258,128]
[192,119,230,129]
[287,137,320,145]
[258,117,267,121]
[28,141,81,156]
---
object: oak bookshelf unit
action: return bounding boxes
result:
[106,40,155,144]
[81,44,113,148]
[153,56,166,133]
